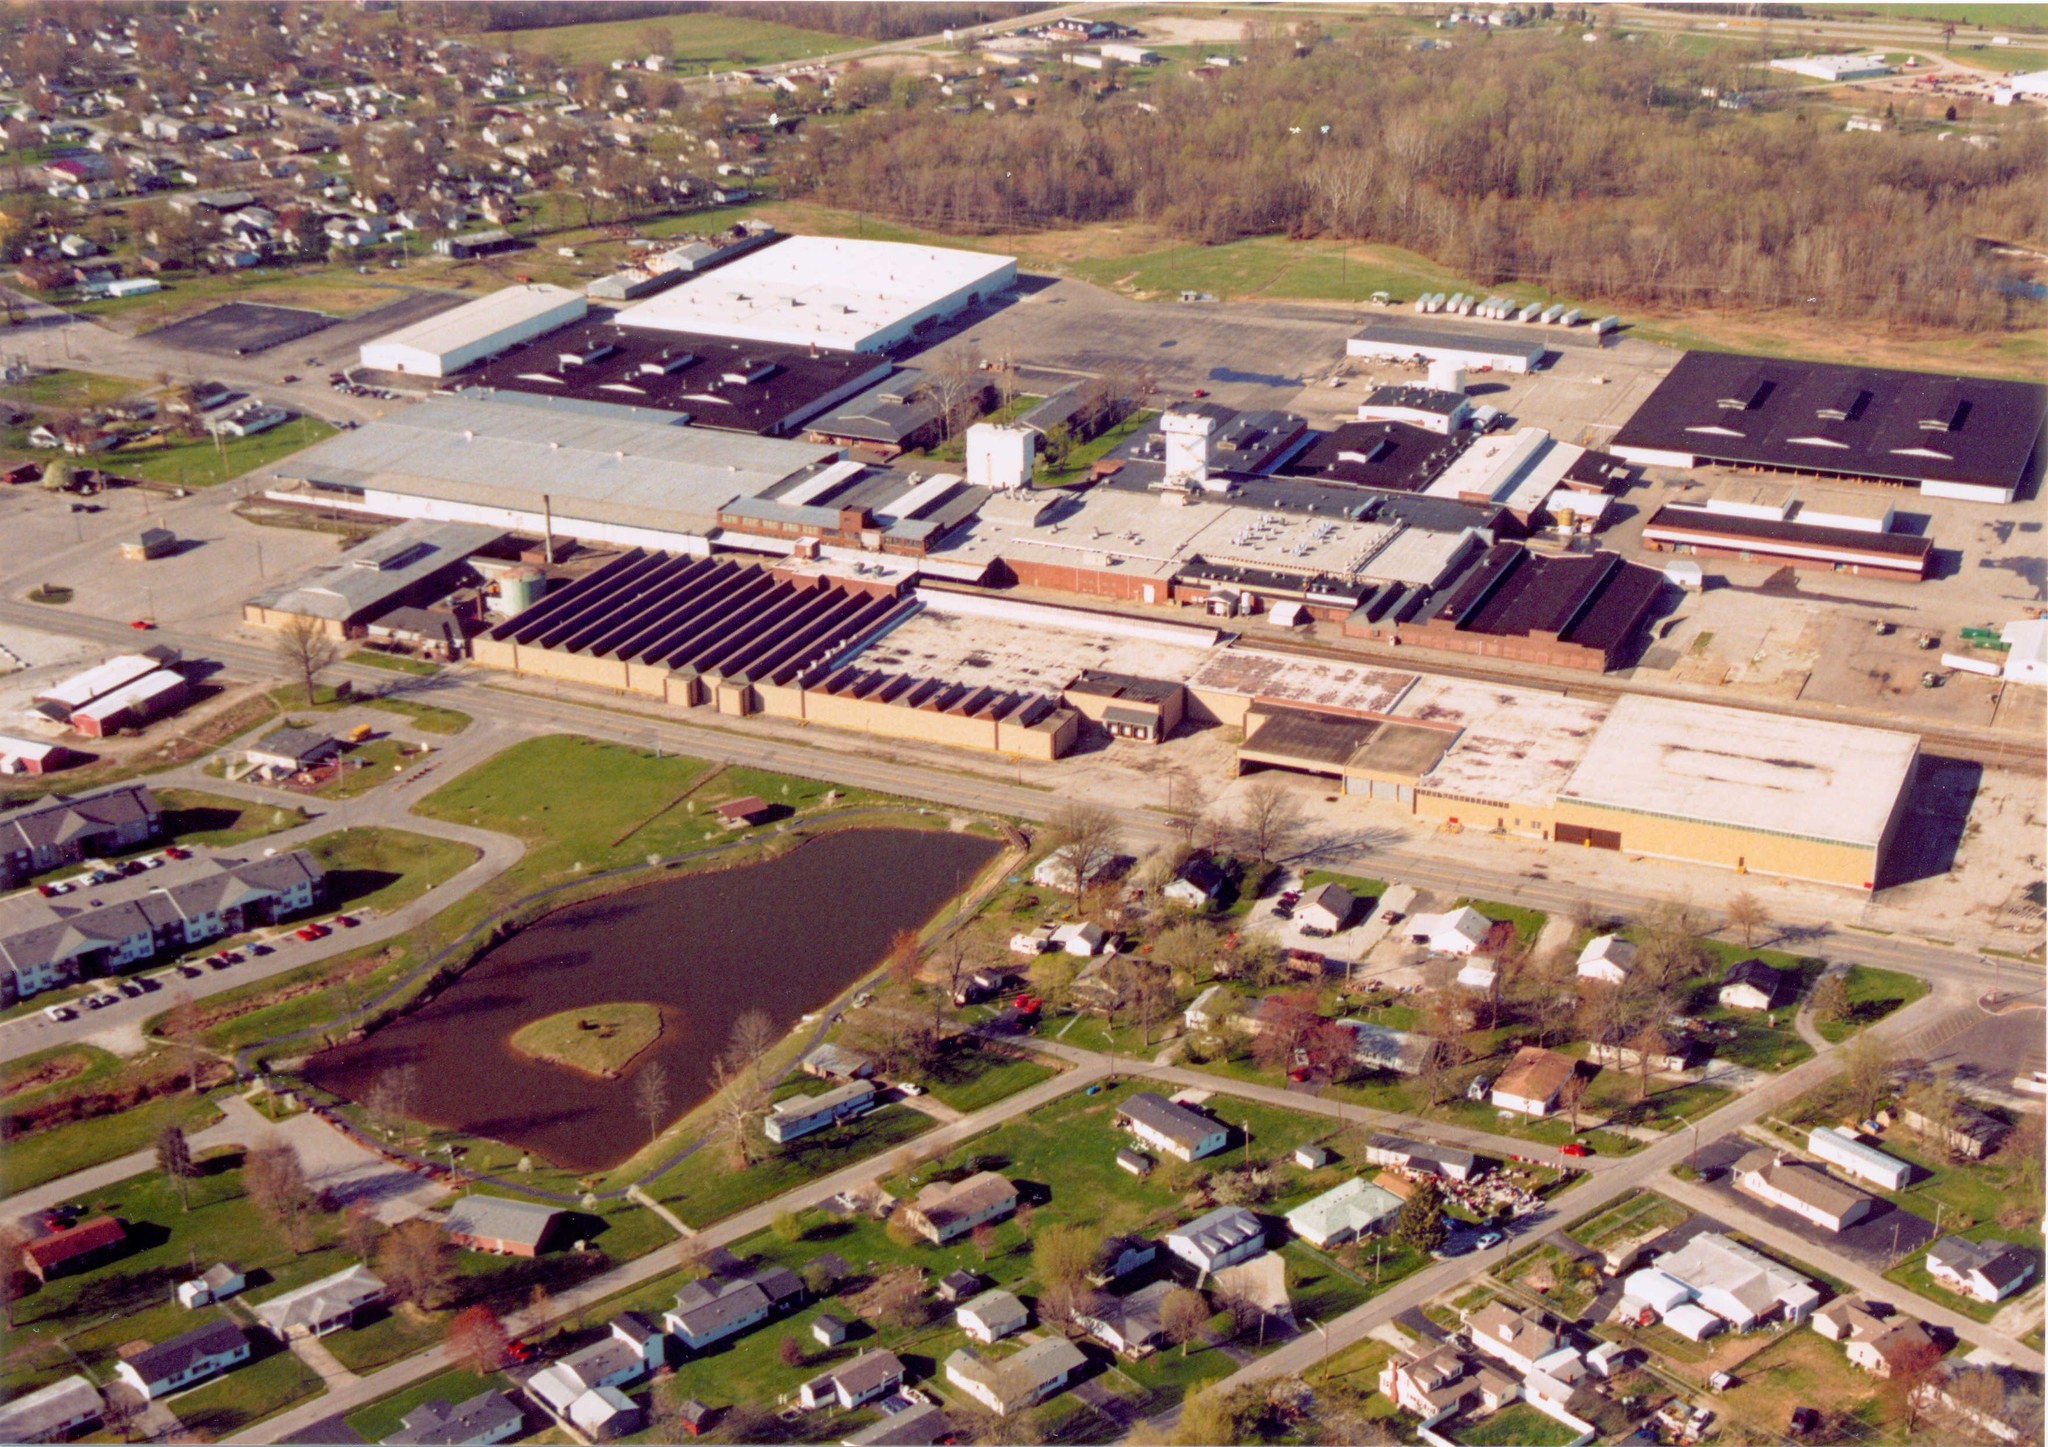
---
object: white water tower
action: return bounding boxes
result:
[1428,359,1467,395]
[965,423,1035,490]
[1161,409,1214,491]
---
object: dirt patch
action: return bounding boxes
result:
[185,949,394,1036]
[0,1051,92,1101]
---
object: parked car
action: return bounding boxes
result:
[294,924,329,941]
[1559,1142,1590,1158]
[35,882,55,897]
[129,619,156,630]
[42,1004,75,1021]
[249,942,273,956]
[333,914,358,928]
[164,846,191,860]
[1474,1229,1505,1250]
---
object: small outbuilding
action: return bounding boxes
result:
[121,527,177,561]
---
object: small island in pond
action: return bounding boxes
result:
[510,1003,665,1078]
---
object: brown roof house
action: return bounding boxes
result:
[903,1172,1018,1245]
[1489,1046,1578,1118]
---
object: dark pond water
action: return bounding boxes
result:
[303,827,1001,1172]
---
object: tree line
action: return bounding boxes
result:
[791,24,2046,331]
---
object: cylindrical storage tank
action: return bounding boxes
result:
[494,565,547,617]
[1427,360,1467,395]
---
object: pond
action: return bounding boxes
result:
[303,826,1001,1172]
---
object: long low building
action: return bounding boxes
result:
[243,521,505,638]
[263,394,841,552]
[0,783,160,889]
[1640,503,1933,580]
[1611,349,2046,504]
[361,284,587,378]
[1347,318,1548,375]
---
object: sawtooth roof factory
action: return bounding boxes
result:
[1611,350,2047,505]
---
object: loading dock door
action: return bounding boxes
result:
[1557,822,1622,850]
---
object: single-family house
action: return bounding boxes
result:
[1286,1178,1403,1248]
[800,1349,904,1411]
[1032,845,1117,894]
[1576,934,1635,984]
[1408,906,1492,956]
[1719,958,1795,1012]
[1363,1133,1481,1182]
[1163,856,1226,909]
[903,1172,1017,1244]
[1812,1295,1894,1344]
[1183,984,1232,1033]
[1846,1318,1939,1378]
[569,1386,640,1441]
[114,1319,250,1399]
[1466,1300,1568,1377]
[608,1312,666,1369]
[442,1195,564,1257]
[24,1217,128,1281]
[1295,882,1355,934]
[252,1264,386,1339]
[1490,1046,1578,1118]
[1632,1231,1822,1331]
[1901,1099,2007,1160]
[957,1288,1029,1343]
[1116,1091,1229,1162]
[528,1331,650,1421]
[1735,1149,1878,1233]
[800,1043,874,1080]
[944,1338,1086,1416]
[382,1390,525,1446]
[1165,1206,1265,1277]
[1087,1235,1159,1288]
[1077,1279,1176,1357]
[765,1079,877,1144]
[0,1374,104,1443]
[840,1402,954,1446]
[1925,1237,2037,1303]
[176,1263,245,1309]
[1378,1346,1519,1425]
[663,1264,802,1352]
[244,726,340,775]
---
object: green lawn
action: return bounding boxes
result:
[323,1302,447,1374]
[1883,1224,2024,1323]
[1034,409,1155,489]
[513,1002,665,1078]
[1062,236,1480,309]
[1813,965,1929,1043]
[1451,1399,1584,1446]
[153,787,309,849]
[345,1368,504,1443]
[917,1047,1060,1115]
[103,417,337,487]
[477,11,862,68]
[362,695,472,735]
[1456,898,1548,947]
[647,1105,935,1230]
[1301,870,1388,906]
[314,738,411,798]
[349,648,443,677]
[3,368,140,412]
[1568,1192,1689,1252]
[170,1341,326,1438]
[303,827,480,914]
[0,1086,226,1195]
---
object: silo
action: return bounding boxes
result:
[1427,359,1467,395]
[494,565,547,617]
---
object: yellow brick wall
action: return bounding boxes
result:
[1550,801,1883,890]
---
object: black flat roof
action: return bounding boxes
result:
[1642,506,1936,560]
[1105,404,1312,477]
[457,315,889,436]
[1612,350,2047,493]
[1432,543,1664,652]
[1280,421,1474,494]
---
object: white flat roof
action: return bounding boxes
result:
[269,394,835,534]
[365,284,583,359]
[1403,676,1609,806]
[1186,649,1418,717]
[618,236,1016,350]
[1560,694,1919,849]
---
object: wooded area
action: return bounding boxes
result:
[793,26,2047,331]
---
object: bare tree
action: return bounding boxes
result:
[1633,901,1710,991]
[276,614,340,705]
[156,1123,195,1211]
[1161,1286,1211,1357]
[1044,802,1122,895]
[1560,1071,1590,1133]
[726,1008,778,1087]
[446,1304,509,1372]
[634,1061,672,1147]
[1838,1030,1894,1122]
[1232,776,1305,865]
[1724,891,1769,949]
[885,927,923,990]
[377,1217,456,1308]
[244,1139,316,1252]
[342,1200,381,1263]
[707,1054,769,1168]
[912,347,986,444]
[364,1063,418,1140]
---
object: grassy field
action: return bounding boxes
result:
[475,12,862,68]
[917,1048,1059,1115]
[103,417,338,487]
[1567,1192,1690,1253]
[1451,1400,1585,1446]
[1813,964,1929,1043]
[645,1103,935,1230]
[512,1002,665,1078]
[153,787,309,849]
[314,738,411,798]
[303,826,479,915]
[362,695,472,735]
[3,367,141,412]
[349,648,442,677]
[1,1085,226,1195]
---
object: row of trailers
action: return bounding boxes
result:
[1412,291,1618,333]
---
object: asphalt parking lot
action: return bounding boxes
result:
[145,300,333,357]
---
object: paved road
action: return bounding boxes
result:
[241,1053,1113,1446]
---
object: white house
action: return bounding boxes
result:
[1163,856,1226,909]
[944,1338,1085,1416]
[1718,958,1794,1012]
[1184,984,1232,1032]
[1807,1126,1912,1192]
[1466,1301,1571,1378]
[957,1288,1029,1343]
[1926,1237,2038,1303]
[1050,921,1107,957]
[0,1374,104,1443]
[115,1320,250,1398]
[902,1172,1017,1245]
[1489,1046,1577,1118]
[1735,1149,1877,1234]
[764,1079,877,1144]
[1116,1092,1229,1163]
[1286,1178,1403,1248]
[1032,844,1117,894]
[252,1265,385,1339]
[1576,934,1635,984]
[1164,1206,1265,1276]
[1009,922,1058,955]
[1632,1231,1822,1332]
[1409,906,1493,956]
[1456,958,1499,992]
[1296,882,1356,934]
[800,1349,904,1411]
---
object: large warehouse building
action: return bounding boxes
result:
[616,236,1018,353]
[1610,350,2047,504]
[360,285,587,377]
[1347,319,1547,375]
[1553,695,1919,890]
[262,394,840,551]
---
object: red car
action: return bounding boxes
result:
[163,846,190,861]
[1011,993,1042,1017]
[129,619,156,630]
[294,924,329,942]
[505,1340,538,1363]
[1559,1142,1590,1158]
[334,914,359,928]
